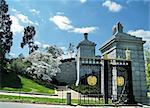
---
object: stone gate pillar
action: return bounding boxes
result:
[100,22,148,104]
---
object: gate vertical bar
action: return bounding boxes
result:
[104,60,109,104]
[126,61,135,103]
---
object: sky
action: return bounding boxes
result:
[5,0,150,57]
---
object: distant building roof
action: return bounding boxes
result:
[77,33,96,49]
[60,58,75,63]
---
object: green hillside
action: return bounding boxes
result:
[1,75,55,94]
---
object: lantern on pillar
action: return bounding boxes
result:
[125,48,131,60]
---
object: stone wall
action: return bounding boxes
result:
[56,58,77,84]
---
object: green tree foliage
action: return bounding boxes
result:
[7,58,31,74]
[46,45,64,58]
[0,0,13,88]
[0,0,13,55]
[21,26,38,54]
[70,84,100,94]
[145,48,150,87]
[146,64,150,85]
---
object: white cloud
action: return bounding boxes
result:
[9,52,16,57]
[50,15,98,34]
[11,8,33,24]
[10,16,24,34]
[61,54,68,59]
[56,12,64,15]
[60,51,76,59]
[60,46,66,50]
[35,41,68,52]
[16,14,34,24]
[128,29,150,40]
[10,8,39,34]
[35,41,42,46]
[35,22,39,26]
[128,29,150,45]
[11,8,20,13]
[80,0,87,3]
[35,41,50,49]
[34,41,74,59]
[41,18,45,23]
[70,26,97,34]
[43,44,50,49]
[49,15,73,30]
[102,0,122,12]
[30,9,40,15]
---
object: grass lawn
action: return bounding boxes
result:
[0,95,67,104]
[0,95,108,105]
[1,76,54,94]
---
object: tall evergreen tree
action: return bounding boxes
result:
[0,0,13,87]
[21,26,38,54]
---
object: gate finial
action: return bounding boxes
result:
[112,22,123,35]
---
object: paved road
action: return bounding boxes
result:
[0,102,148,108]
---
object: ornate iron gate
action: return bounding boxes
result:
[102,59,135,104]
[78,59,135,105]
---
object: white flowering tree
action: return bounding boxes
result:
[26,51,61,82]
[46,45,64,59]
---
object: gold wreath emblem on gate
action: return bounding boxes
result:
[87,75,97,86]
[117,76,124,86]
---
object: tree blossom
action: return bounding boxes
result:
[26,51,61,81]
